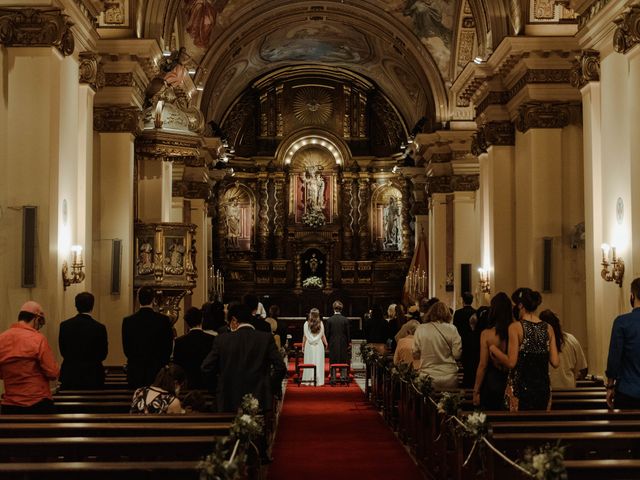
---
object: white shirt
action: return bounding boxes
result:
[412,322,462,382]
[549,332,587,389]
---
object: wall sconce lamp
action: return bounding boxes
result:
[601,243,624,287]
[62,245,85,290]
[478,267,491,294]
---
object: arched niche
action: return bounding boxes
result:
[371,184,403,252]
[220,183,255,252]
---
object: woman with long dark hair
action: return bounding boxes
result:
[540,309,587,389]
[473,292,513,409]
[302,308,328,386]
[490,288,559,411]
[130,364,186,414]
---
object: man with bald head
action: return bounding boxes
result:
[0,301,60,413]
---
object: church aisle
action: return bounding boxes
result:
[267,384,424,479]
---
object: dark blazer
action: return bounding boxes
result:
[173,329,215,389]
[326,313,350,364]
[201,325,287,413]
[122,307,173,388]
[59,313,108,389]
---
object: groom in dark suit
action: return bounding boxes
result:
[122,287,174,388]
[326,300,350,383]
[58,292,108,390]
[201,302,286,413]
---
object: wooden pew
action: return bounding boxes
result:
[0,413,235,423]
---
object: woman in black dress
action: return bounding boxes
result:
[473,292,513,410]
[490,288,559,411]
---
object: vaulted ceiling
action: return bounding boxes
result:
[139,0,517,131]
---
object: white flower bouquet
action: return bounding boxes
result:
[302,276,323,289]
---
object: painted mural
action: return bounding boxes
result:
[260,23,372,64]
[183,0,231,48]
[387,0,455,79]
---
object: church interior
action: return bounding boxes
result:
[0,0,639,478]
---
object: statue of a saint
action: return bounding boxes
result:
[304,166,325,211]
[165,240,185,275]
[316,172,325,209]
[383,196,400,249]
[225,199,241,249]
[137,241,153,275]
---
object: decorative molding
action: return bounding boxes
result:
[471,130,488,156]
[451,174,480,192]
[426,176,453,195]
[0,8,74,56]
[475,91,509,116]
[94,105,142,133]
[508,69,572,99]
[613,5,640,54]
[484,121,516,146]
[570,50,600,88]
[79,52,104,90]
[515,102,581,132]
[172,181,211,200]
[578,0,615,29]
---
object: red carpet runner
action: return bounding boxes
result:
[267,383,424,479]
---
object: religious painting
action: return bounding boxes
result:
[372,186,403,252]
[221,185,254,251]
[98,1,130,27]
[386,0,455,79]
[260,23,372,64]
[183,0,231,49]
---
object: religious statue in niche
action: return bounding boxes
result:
[225,198,241,249]
[165,239,185,275]
[383,197,401,250]
[302,166,326,227]
[136,239,154,276]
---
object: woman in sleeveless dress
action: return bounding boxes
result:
[131,364,186,414]
[490,288,559,411]
[302,308,328,386]
[473,292,513,410]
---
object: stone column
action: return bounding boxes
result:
[341,174,355,259]
[257,174,270,259]
[401,178,412,259]
[273,172,286,258]
[452,181,480,306]
[428,190,450,302]
[189,199,208,309]
[357,175,371,260]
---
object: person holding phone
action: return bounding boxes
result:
[0,301,60,414]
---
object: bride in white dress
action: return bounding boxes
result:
[302,308,328,386]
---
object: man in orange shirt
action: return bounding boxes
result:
[0,301,60,414]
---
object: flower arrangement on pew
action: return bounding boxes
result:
[199,394,264,480]
[436,391,463,416]
[390,362,418,383]
[519,443,567,480]
[412,374,434,398]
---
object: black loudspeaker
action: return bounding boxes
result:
[111,239,122,295]
[543,237,552,292]
[461,263,471,294]
[22,206,37,288]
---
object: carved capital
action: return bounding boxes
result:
[515,102,581,132]
[484,121,515,146]
[94,106,142,133]
[79,52,105,90]
[613,5,640,54]
[570,50,600,88]
[451,174,479,192]
[426,176,453,195]
[0,8,74,56]
[471,129,488,156]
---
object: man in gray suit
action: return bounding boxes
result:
[326,300,350,384]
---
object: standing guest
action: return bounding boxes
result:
[473,292,513,410]
[454,292,479,388]
[541,310,587,389]
[606,277,640,409]
[393,323,420,370]
[419,297,440,323]
[453,292,476,337]
[130,364,186,414]
[243,294,271,333]
[490,288,559,411]
[202,301,225,335]
[365,305,390,346]
[58,292,108,390]
[173,307,215,389]
[326,301,350,383]
[0,301,59,414]
[122,287,174,389]
[302,308,328,386]
[413,301,462,390]
[386,303,400,341]
[395,304,407,328]
[201,303,286,412]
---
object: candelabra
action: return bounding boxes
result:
[478,267,491,294]
[62,245,85,290]
[405,266,428,301]
[601,243,624,287]
[208,264,225,301]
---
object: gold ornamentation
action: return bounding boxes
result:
[613,5,640,54]
[79,52,104,90]
[94,106,142,133]
[293,87,333,125]
[0,8,74,56]
[578,0,614,29]
[570,50,600,88]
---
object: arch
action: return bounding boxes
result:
[276,128,351,169]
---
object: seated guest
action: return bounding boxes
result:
[201,303,287,413]
[541,310,587,389]
[0,301,59,414]
[173,307,215,389]
[58,291,108,390]
[395,305,420,343]
[130,364,186,414]
[393,323,420,371]
[413,301,462,390]
[243,294,271,333]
